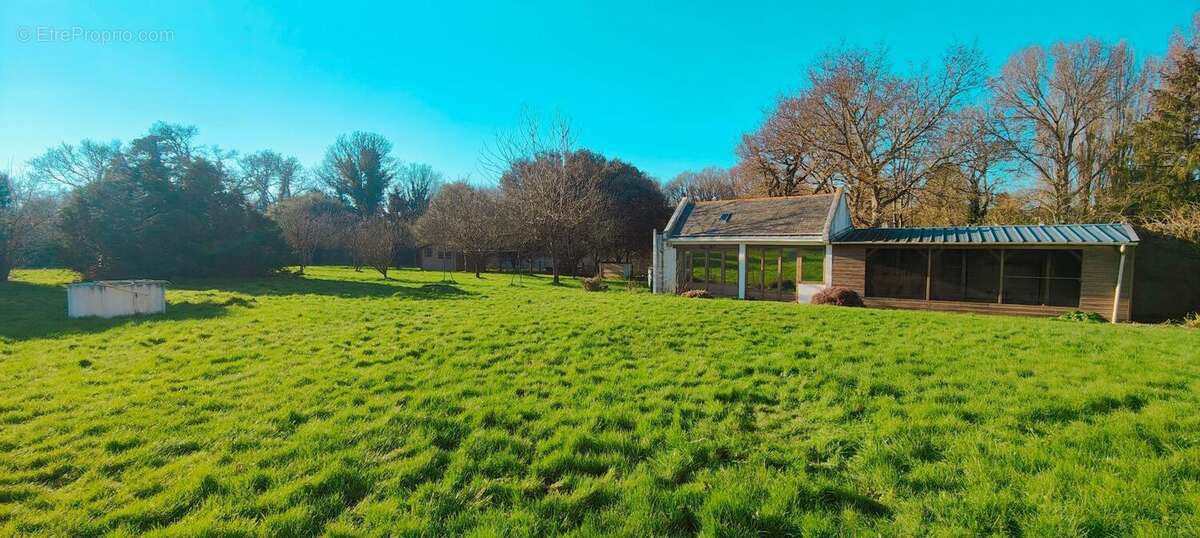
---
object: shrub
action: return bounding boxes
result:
[1055,310,1107,323]
[811,286,863,307]
[680,289,711,299]
[582,276,608,292]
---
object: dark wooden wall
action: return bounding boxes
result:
[830,245,1135,321]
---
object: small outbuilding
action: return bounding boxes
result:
[67,280,168,319]
[651,190,1153,322]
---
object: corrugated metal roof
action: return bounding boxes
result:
[832,224,1138,245]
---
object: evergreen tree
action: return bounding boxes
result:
[1119,23,1200,215]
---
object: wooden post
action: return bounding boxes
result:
[1112,245,1127,323]
[737,244,747,299]
[998,250,1005,304]
[925,248,932,301]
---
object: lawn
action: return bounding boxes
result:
[1,267,1199,536]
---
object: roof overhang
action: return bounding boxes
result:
[832,241,1137,246]
[667,235,826,245]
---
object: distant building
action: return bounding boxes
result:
[417,245,556,274]
[651,190,1152,322]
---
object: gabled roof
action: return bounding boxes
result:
[832,223,1139,245]
[666,193,839,239]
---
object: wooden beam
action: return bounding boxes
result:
[998,250,1005,304]
[925,248,932,301]
[1112,245,1126,323]
[737,244,747,300]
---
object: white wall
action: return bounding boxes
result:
[68,281,166,319]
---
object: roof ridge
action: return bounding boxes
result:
[690,192,835,204]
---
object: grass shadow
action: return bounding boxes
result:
[0,280,231,341]
[170,274,476,300]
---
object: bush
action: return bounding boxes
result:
[582,276,608,292]
[680,289,711,299]
[1055,310,1107,323]
[811,286,864,307]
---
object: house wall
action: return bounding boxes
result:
[418,247,464,272]
[830,245,1135,321]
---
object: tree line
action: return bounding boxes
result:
[0,118,670,282]
[673,14,1199,235]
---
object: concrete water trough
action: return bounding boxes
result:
[67,280,168,319]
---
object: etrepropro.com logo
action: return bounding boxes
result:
[15,26,175,43]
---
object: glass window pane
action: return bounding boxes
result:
[747,248,762,293]
[780,248,797,295]
[764,248,780,293]
[724,249,738,286]
[798,247,825,283]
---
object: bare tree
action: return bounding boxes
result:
[742,44,984,226]
[990,39,1149,222]
[487,114,606,284]
[238,150,303,211]
[268,193,342,274]
[27,139,122,189]
[352,217,406,279]
[736,98,834,197]
[928,106,1012,223]
[0,173,59,281]
[416,181,505,278]
[663,167,745,205]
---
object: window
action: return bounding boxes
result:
[798,247,825,284]
[866,249,928,299]
[423,247,433,257]
[723,249,738,286]
[1003,250,1081,307]
[747,248,762,293]
[719,212,733,223]
[780,248,797,293]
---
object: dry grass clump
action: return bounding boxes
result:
[680,289,712,298]
[581,276,608,292]
[812,286,864,307]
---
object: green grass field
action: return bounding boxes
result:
[2,267,1199,536]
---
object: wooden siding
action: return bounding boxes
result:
[830,246,866,295]
[863,297,1075,317]
[829,244,1135,321]
[1079,246,1135,322]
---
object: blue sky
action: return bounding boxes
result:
[1,1,1195,184]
